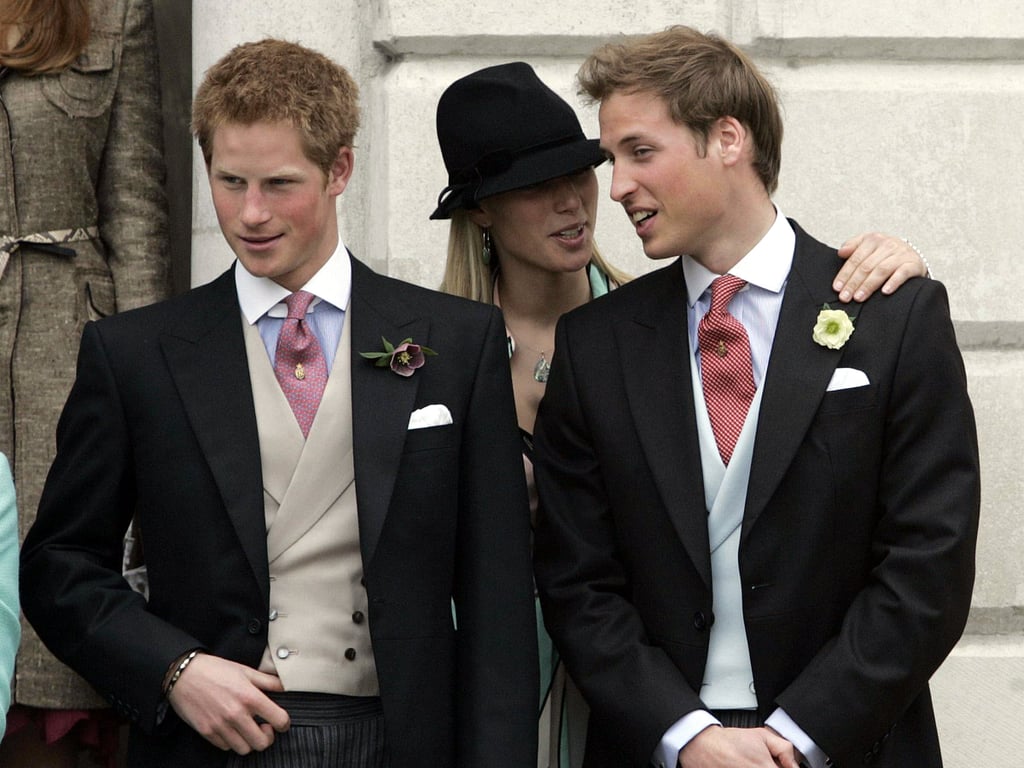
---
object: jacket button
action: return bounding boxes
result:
[344,648,357,661]
[276,647,291,660]
[269,609,279,621]
[247,619,261,634]
[693,611,708,631]
[352,611,364,625]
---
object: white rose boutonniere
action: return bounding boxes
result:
[812,304,856,350]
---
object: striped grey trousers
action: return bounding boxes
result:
[226,692,389,768]
[711,709,763,728]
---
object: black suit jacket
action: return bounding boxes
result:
[21,257,538,767]
[533,223,979,768]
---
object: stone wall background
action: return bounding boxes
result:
[190,1,1024,761]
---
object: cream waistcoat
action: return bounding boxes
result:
[242,311,379,695]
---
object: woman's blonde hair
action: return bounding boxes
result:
[0,0,89,74]
[439,209,631,303]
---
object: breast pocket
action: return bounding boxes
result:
[817,384,877,415]
[402,423,455,454]
[42,36,119,118]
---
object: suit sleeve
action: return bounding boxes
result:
[453,306,539,767]
[533,318,706,766]
[20,322,204,731]
[776,280,980,765]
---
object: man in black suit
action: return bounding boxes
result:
[532,26,979,768]
[21,39,537,767]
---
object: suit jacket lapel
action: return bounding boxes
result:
[349,258,427,567]
[159,267,270,599]
[616,263,711,586]
[744,225,848,538]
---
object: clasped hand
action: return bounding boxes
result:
[679,725,803,768]
[167,653,291,754]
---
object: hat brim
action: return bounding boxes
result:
[430,138,605,220]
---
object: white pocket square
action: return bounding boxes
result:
[826,367,870,391]
[408,404,453,430]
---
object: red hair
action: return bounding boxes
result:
[0,0,90,74]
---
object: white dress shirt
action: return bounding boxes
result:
[234,243,352,372]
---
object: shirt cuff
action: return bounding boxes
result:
[765,708,831,768]
[651,710,721,768]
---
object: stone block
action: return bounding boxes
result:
[962,350,1024,625]
[932,634,1024,766]
[377,0,725,56]
[770,62,1024,321]
[741,0,1024,53]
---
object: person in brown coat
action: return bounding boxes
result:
[0,0,170,764]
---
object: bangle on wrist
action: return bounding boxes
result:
[902,237,932,278]
[163,649,199,698]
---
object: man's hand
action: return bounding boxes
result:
[834,233,928,303]
[168,653,290,754]
[678,725,802,768]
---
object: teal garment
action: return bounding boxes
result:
[537,597,556,711]
[587,262,610,299]
[0,453,19,738]
[534,263,608,768]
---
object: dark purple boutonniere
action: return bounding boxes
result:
[360,337,437,377]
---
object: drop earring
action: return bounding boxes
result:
[482,228,493,266]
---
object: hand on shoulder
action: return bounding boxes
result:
[835,233,928,303]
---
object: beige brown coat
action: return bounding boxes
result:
[0,0,170,708]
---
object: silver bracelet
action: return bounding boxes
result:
[164,649,199,698]
[902,238,932,278]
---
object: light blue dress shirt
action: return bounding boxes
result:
[234,243,352,371]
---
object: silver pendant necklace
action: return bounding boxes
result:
[493,277,552,383]
[507,332,551,383]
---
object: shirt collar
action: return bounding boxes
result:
[235,242,353,324]
[682,209,795,308]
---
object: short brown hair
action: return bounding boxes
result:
[191,39,360,175]
[578,25,783,193]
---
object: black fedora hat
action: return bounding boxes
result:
[430,62,606,220]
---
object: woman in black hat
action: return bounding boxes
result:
[430,62,926,768]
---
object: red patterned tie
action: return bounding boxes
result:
[698,275,755,464]
[274,291,327,438]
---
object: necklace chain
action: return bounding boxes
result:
[492,276,554,383]
[505,322,551,383]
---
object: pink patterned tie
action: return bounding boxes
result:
[698,275,755,465]
[274,291,327,438]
